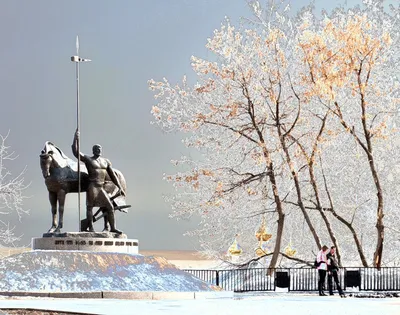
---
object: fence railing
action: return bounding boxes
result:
[184,267,400,292]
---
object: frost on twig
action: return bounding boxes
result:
[0,132,29,246]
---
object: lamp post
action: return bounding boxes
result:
[71,36,91,231]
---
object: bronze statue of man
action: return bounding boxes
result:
[72,129,125,234]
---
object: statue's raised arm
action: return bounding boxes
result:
[71,129,85,161]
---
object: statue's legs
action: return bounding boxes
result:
[96,188,122,234]
[88,185,123,234]
[86,184,98,232]
[102,210,110,231]
[107,208,122,234]
[86,206,95,232]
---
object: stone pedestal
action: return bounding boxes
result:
[32,232,139,254]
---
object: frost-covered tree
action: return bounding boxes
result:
[296,3,398,268]
[249,0,400,268]
[151,30,280,270]
[0,132,29,247]
[150,0,400,268]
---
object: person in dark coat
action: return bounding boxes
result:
[327,246,345,298]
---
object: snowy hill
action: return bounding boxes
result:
[0,250,218,292]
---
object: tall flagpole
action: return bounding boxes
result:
[71,36,91,231]
[76,36,81,232]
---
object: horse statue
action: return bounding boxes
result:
[40,141,129,233]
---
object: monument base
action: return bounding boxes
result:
[32,232,139,254]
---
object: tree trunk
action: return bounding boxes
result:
[367,150,384,269]
[263,147,285,274]
[268,203,285,275]
[278,130,321,249]
[357,68,384,269]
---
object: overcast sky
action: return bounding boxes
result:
[0,0,389,250]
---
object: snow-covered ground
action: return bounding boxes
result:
[1,293,399,315]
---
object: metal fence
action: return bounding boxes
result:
[184,267,400,292]
[361,268,400,291]
[186,268,275,291]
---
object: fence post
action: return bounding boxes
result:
[216,270,220,287]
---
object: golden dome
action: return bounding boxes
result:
[255,215,272,242]
[255,246,268,257]
[284,243,296,257]
[257,232,272,242]
[228,237,242,256]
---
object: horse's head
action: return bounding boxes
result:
[40,141,70,178]
[40,142,55,178]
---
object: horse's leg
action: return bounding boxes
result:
[55,190,66,233]
[48,192,58,233]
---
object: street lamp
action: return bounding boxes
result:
[71,36,91,231]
